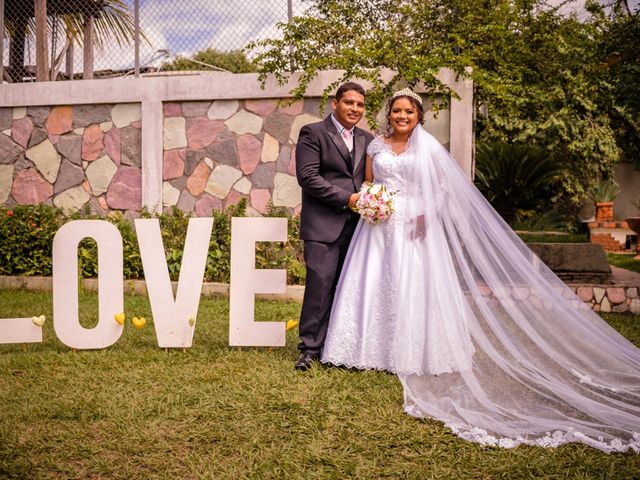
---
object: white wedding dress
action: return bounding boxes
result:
[322,127,640,453]
[322,134,475,375]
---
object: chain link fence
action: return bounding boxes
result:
[1,0,307,82]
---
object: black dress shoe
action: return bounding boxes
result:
[295,352,319,371]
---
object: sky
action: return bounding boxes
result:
[1,0,306,74]
[107,0,306,71]
[2,0,639,75]
[552,0,640,19]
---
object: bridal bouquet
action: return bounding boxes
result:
[353,183,396,224]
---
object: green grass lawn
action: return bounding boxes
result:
[608,253,640,274]
[1,290,640,479]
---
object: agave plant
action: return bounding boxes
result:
[474,142,565,223]
[587,177,620,203]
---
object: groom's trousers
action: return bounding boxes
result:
[298,216,359,355]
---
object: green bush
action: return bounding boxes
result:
[0,203,305,285]
[161,48,256,73]
[258,203,305,285]
[0,204,63,276]
[474,142,566,224]
[510,208,583,235]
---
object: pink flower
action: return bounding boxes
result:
[354,183,396,224]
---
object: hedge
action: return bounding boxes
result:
[0,201,305,285]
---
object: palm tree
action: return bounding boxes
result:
[4,0,137,81]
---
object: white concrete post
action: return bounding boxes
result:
[141,99,163,212]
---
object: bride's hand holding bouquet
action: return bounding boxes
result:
[352,182,396,224]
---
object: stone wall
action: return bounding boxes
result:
[160,97,455,217]
[1,273,636,311]
[0,97,451,217]
[0,104,142,213]
[0,70,474,216]
[572,285,640,313]
[161,99,318,217]
[477,284,639,314]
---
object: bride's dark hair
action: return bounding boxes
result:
[385,94,425,132]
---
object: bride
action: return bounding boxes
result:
[321,88,640,453]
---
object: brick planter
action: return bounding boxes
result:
[595,201,614,222]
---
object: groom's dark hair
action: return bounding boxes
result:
[335,82,366,101]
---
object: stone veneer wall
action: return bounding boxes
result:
[161,98,454,217]
[0,98,452,217]
[571,285,640,313]
[0,104,142,213]
[0,70,473,215]
[477,284,640,314]
[161,98,318,217]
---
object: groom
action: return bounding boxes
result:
[294,82,373,371]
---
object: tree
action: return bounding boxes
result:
[250,0,630,208]
[4,0,137,81]
[592,0,640,168]
[161,48,256,74]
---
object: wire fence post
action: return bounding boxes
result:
[66,42,74,79]
[35,0,49,81]
[134,0,140,77]
[0,0,4,83]
[83,14,94,79]
[288,0,294,71]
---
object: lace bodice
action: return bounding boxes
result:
[367,136,420,195]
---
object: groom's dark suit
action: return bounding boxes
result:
[296,115,373,355]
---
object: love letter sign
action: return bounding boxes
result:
[0,217,289,349]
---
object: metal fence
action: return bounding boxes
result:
[0,0,307,82]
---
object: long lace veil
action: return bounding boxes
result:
[398,125,640,452]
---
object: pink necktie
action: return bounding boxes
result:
[342,128,353,152]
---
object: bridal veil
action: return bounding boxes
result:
[398,126,640,452]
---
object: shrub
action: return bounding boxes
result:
[0,204,64,276]
[474,142,565,223]
[161,48,256,73]
[0,203,305,285]
[258,202,305,285]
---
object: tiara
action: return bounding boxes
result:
[391,87,423,105]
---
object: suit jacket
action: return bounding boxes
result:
[296,115,374,242]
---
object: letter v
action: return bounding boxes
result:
[135,217,213,348]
